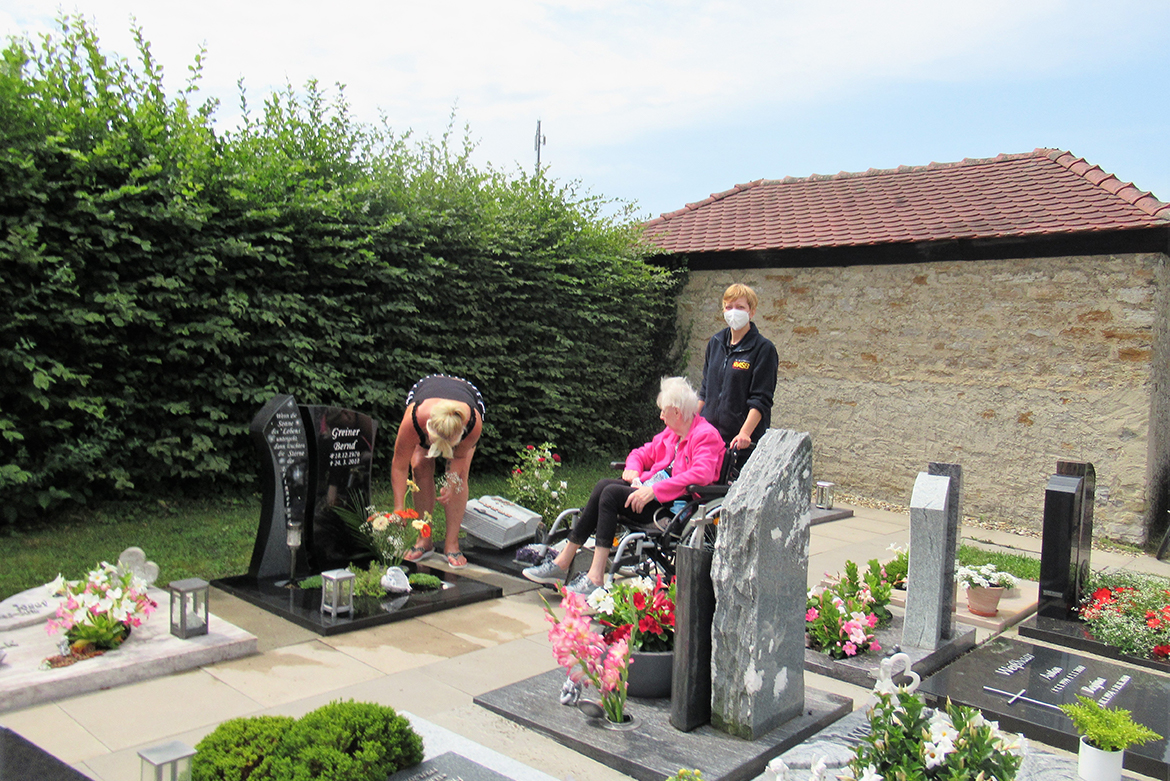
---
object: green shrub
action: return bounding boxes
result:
[408,572,442,590]
[258,700,423,781]
[192,715,295,781]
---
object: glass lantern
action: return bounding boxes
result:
[814,480,836,510]
[138,740,195,781]
[320,568,356,616]
[168,578,210,639]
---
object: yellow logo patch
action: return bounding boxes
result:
[732,360,751,370]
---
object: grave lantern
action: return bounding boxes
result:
[286,515,304,583]
[814,481,835,510]
[320,568,355,616]
[168,578,210,639]
[138,740,195,781]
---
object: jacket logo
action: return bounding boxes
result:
[732,360,751,370]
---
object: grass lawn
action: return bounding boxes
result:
[0,460,615,601]
[956,544,1041,582]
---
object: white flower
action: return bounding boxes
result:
[631,576,655,593]
[922,738,954,769]
[808,757,829,781]
[764,757,789,781]
[857,766,883,781]
[929,717,957,744]
[588,588,615,615]
[559,481,568,489]
[47,574,67,596]
[808,585,825,598]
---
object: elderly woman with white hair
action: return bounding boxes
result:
[523,376,725,597]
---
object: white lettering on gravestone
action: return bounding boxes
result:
[0,584,59,632]
[1098,675,1131,707]
[1050,665,1085,693]
[1040,666,1062,680]
[995,653,1034,676]
[1080,677,1107,695]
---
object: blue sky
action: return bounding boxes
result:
[3,1,1167,221]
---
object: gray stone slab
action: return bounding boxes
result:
[474,668,851,781]
[804,613,976,689]
[903,472,955,650]
[0,588,256,713]
[400,711,559,781]
[712,429,812,740]
[0,586,55,633]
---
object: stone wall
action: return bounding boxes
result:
[679,252,1170,543]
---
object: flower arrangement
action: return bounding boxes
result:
[956,563,1017,590]
[506,442,567,522]
[589,575,676,653]
[842,687,1024,780]
[805,559,892,659]
[46,562,158,652]
[1060,694,1161,753]
[1079,571,1170,660]
[543,589,631,724]
[338,481,427,568]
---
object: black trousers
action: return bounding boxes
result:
[568,478,661,548]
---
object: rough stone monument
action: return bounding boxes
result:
[902,463,962,650]
[710,428,811,740]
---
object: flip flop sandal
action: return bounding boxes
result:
[442,550,468,569]
[403,544,434,563]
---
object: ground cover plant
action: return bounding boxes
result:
[0,15,684,526]
[1080,570,1170,661]
[806,559,893,659]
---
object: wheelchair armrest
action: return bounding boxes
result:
[610,461,625,470]
[688,484,728,499]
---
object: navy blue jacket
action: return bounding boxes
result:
[698,322,779,444]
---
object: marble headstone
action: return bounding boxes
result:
[249,395,311,579]
[902,467,961,650]
[1038,463,1093,620]
[711,429,811,740]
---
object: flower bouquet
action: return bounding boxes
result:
[543,590,631,724]
[589,575,676,652]
[46,562,158,654]
[805,559,892,659]
[338,482,426,569]
[507,442,568,522]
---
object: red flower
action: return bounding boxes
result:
[639,615,663,635]
[1147,611,1161,629]
[1092,587,1114,604]
[526,445,535,450]
[605,624,632,644]
[1154,645,1170,659]
[552,453,561,463]
[632,592,646,611]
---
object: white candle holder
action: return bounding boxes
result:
[320,568,356,616]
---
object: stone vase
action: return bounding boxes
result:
[626,649,673,699]
[1078,736,1123,781]
[966,585,1005,617]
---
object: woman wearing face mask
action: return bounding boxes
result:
[697,283,779,454]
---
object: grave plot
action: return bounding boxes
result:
[918,635,1170,780]
[215,395,502,635]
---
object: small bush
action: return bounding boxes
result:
[192,715,295,781]
[408,573,442,590]
[258,700,424,781]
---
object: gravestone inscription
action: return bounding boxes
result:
[301,404,378,572]
[1037,462,1094,620]
[386,752,513,781]
[919,635,1170,779]
[249,395,311,579]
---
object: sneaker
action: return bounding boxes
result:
[523,559,568,585]
[564,572,604,599]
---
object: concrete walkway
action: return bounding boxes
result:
[2,501,1168,781]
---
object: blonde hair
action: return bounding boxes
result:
[657,376,700,420]
[722,283,759,313]
[425,400,470,459]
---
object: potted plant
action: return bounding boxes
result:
[955,563,1016,617]
[589,575,675,698]
[1060,694,1161,781]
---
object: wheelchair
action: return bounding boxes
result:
[540,444,744,584]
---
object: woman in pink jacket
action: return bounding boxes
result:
[523,376,725,598]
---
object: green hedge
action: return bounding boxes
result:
[0,17,685,524]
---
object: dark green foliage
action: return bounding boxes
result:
[257,701,424,781]
[192,715,296,781]
[408,572,442,590]
[0,17,684,525]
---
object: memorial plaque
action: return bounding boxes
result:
[301,405,378,572]
[0,585,55,633]
[387,752,513,781]
[248,395,311,579]
[919,636,1170,779]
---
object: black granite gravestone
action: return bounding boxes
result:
[0,727,89,781]
[300,404,378,572]
[249,395,311,579]
[919,636,1170,779]
[1038,462,1093,620]
[386,752,512,781]
[671,541,715,732]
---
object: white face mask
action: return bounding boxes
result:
[723,308,750,331]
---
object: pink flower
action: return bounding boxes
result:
[866,613,879,628]
[843,641,858,656]
[806,608,819,622]
[870,641,881,652]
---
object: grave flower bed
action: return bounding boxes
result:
[806,559,894,659]
[1079,570,1170,662]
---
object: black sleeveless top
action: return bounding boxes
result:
[405,374,485,448]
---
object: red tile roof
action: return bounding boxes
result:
[643,149,1170,254]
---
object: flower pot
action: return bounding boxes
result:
[1078,735,1123,781]
[966,585,1004,617]
[626,650,673,699]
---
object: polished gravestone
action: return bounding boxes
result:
[388,752,512,781]
[214,560,501,636]
[475,668,851,781]
[1037,461,1094,620]
[919,635,1170,779]
[0,727,89,781]
[249,394,312,580]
